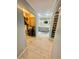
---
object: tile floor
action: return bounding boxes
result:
[18,36,54,59]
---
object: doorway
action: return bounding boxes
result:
[23,11,36,37]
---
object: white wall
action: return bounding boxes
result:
[17,9,26,57]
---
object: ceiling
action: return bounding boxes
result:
[26,0,58,14]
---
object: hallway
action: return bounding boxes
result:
[17,0,61,59]
[18,12,60,59]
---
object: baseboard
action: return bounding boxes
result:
[17,47,27,59]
